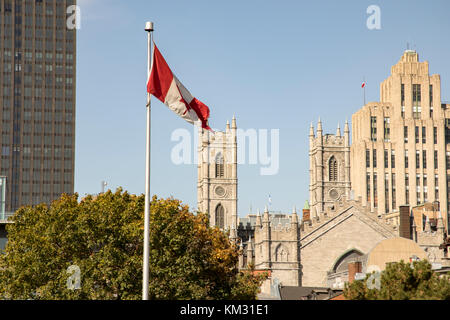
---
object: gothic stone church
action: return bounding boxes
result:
[197,51,450,294]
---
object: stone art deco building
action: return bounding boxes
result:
[351,50,450,230]
[198,51,450,294]
[0,0,76,213]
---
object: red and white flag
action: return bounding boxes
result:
[361,81,366,88]
[147,44,211,130]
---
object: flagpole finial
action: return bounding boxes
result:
[145,21,154,32]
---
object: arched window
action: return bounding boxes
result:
[332,249,363,273]
[275,244,289,262]
[215,204,225,229]
[215,153,224,178]
[329,156,338,181]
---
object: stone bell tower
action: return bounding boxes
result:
[309,119,351,218]
[197,117,238,233]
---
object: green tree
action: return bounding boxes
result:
[0,190,266,300]
[344,260,450,300]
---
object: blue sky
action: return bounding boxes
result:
[75,0,450,216]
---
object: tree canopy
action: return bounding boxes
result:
[0,189,266,300]
[344,260,450,300]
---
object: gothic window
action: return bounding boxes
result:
[275,244,289,262]
[215,204,225,229]
[215,153,224,178]
[329,156,338,181]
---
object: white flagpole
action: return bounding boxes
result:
[143,21,154,301]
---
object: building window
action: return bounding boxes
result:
[423,151,427,169]
[422,127,426,144]
[405,150,409,169]
[423,174,428,187]
[430,84,433,111]
[401,84,405,106]
[391,150,395,169]
[384,117,390,142]
[366,150,370,168]
[215,153,224,178]
[430,84,433,104]
[366,174,371,203]
[434,127,438,144]
[435,175,439,200]
[404,126,408,143]
[370,116,377,142]
[373,150,377,168]
[413,84,421,119]
[446,152,450,170]
[385,173,389,213]
[329,156,338,182]
[434,150,438,169]
[415,126,419,144]
[416,151,420,169]
[373,173,378,208]
[215,204,225,229]
[384,150,389,168]
[392,173,396,211]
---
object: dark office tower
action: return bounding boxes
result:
[0,0,76,214]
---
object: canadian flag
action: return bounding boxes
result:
[147,44,211,130]
[361,81,366,88]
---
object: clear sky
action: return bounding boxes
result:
[75,0,450,217]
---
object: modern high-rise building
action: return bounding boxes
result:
[351,50,450,229]
[0,0,76,214]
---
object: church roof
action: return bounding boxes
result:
[239,213,292,229]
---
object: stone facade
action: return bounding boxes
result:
[241,207,301,287]
[198,51,450,293]
[197,118,238,233]
[309,120,351,218]
[351,50,450,229]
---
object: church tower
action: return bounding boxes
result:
[309,119,351,218]
[197,117,238,233]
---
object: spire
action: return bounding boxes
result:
[263,206,270,222]
[344,119,350,132]
[317,118,323,134]
[230,223,238,240]
[304,200,310,210]
[336,123,341,137]
[232,115,237,129]
[291,206,298,224]
[256,209,262,227]
[226,120,230,131]
[246,236,254,267]
[309,122,315,137]
[247,235,253,251]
